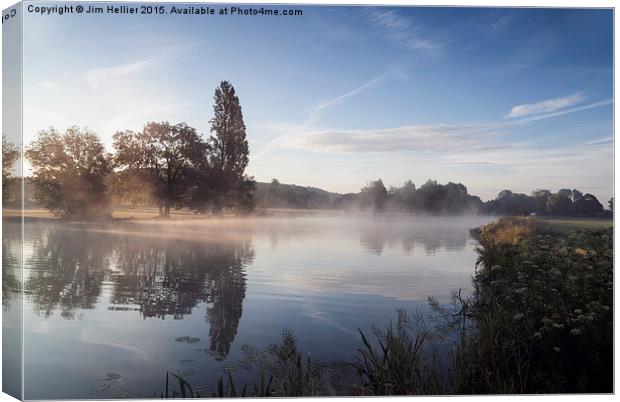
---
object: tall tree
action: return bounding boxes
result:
[25,127,111,219]
[113,122,205,217]
[207,81,255,212]
[2,134,19,204]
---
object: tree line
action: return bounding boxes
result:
[254,178,612,218]
[1,79,612,219]
[18,81,255,219]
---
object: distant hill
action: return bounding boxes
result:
[254,180,345,209]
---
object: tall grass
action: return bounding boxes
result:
[240,328,326,396]
[353,310,443,395]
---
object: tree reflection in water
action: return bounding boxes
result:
[2,220,22,311]
[357,217,470,256]
[20,221,254,359]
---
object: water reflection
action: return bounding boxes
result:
[22,222,254,359]
[2,219,21,310]
[26,224,110,319]
[358,220,469,255]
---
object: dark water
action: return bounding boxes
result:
[3,215,491,399]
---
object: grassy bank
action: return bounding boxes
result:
[464,217,613,393]
[470,215,612,242]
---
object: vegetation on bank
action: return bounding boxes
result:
[158,217,612,396]
[464,217,613,393]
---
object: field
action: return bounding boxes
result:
[536,216,613,232]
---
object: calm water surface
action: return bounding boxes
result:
[3,214,492,399]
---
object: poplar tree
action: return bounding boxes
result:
[208,81,255,212]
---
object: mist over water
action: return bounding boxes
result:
[4,213,492,399]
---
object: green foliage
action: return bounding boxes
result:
[360,179,389,212]
[25,127,112,219]
[488,188,607,217]
[113,122,205,217]
[453,226,613,393]
[205,81,256,213]
[106,169,155,208]
[255,179,337,209]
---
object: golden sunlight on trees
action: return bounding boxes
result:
[25,81,256,220]
[113,122,205,217]
[25,127,112,219]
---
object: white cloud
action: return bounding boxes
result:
[281,123,505,154]
[38,80,59,90]
[84,59,153,90]
[272,98,611,156]
[515,99,613,123]
[507,92,584,118]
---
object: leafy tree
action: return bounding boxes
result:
[360,179,389,212]
[206,81,255,212]
[571,189,584,203]
[255,179,337,209]
[557,188,573,199]
[25,127,112,219]
[113,122,205,217]
[609,197,613,213]
[546,193,573,216]
[2,134,19,204]
[390,180,417,212]
[531,189,552,215]
[574,193,604,216]
[107,169,155,208]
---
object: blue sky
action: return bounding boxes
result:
[20,4,613,201]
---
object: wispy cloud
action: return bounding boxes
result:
[255,68,406,159]
[507,92,584,118]
[485,15,513,34]
[367,9,443,53]
[83,42,198,90]
[38,80,59,90]
[305,67,407,126]
[516,99,612,123]
[76,44,200,139]
[272,98,612,156]
[282,123,504,154]
[84,59,153,90]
